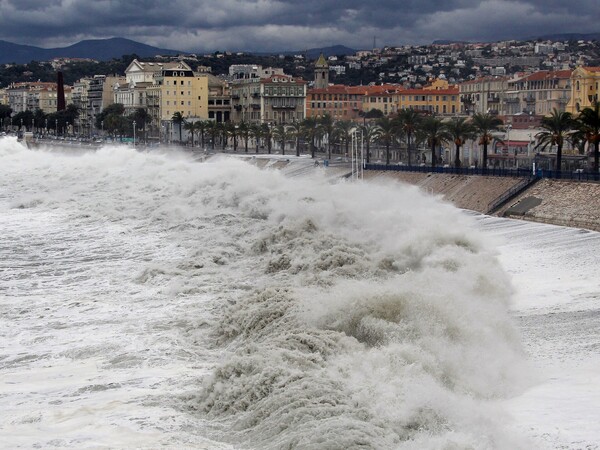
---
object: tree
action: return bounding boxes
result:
[95,103,125,130]
[273,124,292,155]
[472,112,503,169]
[374,116,398,165]
[445,116,475,168]
[171,111,185,143]
[302,117,320,158]
[289,121,303,157]
[396,108,421,166]
[183,121,196,146]
[576,102,600,173]
[319,114,335,159]
[195,120,209,149]
[261,123,273,154]
[535,109,575,175]
[419,116,450,168]
[250,124,262,153]
[238,121,251,153]
[226,122,238,151]
[360,122,379,164]
[131,108,151,143]
[335,120,354,158]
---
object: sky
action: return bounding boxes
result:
[0,0,598,53]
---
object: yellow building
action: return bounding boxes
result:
[398,79,460,115]
[155,62,209,122]
[567,66,600,113]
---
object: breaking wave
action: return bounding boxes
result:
[0,140,531,449]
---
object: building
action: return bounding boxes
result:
[206,73,230,123]
[306,85,369,121]
[230,69,306,125]
[314,53,329,89]
[567,66,600,113]
[459,76,509,115]
[507,70,571,115]
[397,79,460,115]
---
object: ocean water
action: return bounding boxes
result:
[1,138,598,449]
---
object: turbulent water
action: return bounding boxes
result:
[1,137,595,449]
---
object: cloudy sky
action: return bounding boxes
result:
[0,0,597,52]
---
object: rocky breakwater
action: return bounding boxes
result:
[499,179,600,232]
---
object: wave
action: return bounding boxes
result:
[0,141,531,449]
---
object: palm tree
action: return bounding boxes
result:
[273,124,292,156]
[225,122,239,151]
[238,121,251,153]
[374,116,398,165]
[396,108,421,166]
[445,116,475,168]
[171,112,185,143]
[360,122,379,164]
[261,123,273,154]
[183,121,196,146]
[195,120,209,148]
[472,112,503,169]
[576,102,600,173]
[289,121,303,157]
[335,120,354,158]
[302,117,320,158]
[420,116,450,168]
[207,121,219,149]
[251,124,262,153]
[535,109,575,175]
[319,114,335,159]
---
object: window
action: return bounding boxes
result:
[181,101,184,105]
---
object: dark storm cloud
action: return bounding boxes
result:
[0,0,597,52]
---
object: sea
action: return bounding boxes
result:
[1,136,599,449]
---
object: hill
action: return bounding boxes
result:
[255,45,357,59]
[0,38,182,64]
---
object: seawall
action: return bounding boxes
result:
[363,171,600,232]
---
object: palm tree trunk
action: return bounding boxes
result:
[455,144,461,168]
[386,143,390,165]
[407,134,412,166]
[431,142,436,168]
[296,138,300,157]
[556,143,562,177]
[594,141,599,173]
[483,143,488,170]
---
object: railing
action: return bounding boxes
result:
[365,163,600,182]
[486,176,538,213]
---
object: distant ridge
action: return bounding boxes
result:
[254,45,357,59]
[0,37,182,64]
[523,32,600,42]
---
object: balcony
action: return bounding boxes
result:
[234,105,242,111]
[251,103,261,110]
[272,105,296,109]
[505,97,520,103]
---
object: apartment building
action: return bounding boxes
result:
[306,85,368,121]
[398,83,460,115]
[567,66,600,113]
[459,76,509,115]
[230,70,306,124]
[507,70,571,115]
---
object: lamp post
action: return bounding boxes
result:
[55,119,58,136]
[133,120,136,148]
[20,118,23,131]
[45,118,48,137]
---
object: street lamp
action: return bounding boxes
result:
[133,121,136,147]
[101,120,104,139]
[45,118,48,136]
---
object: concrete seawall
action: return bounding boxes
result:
[363,171,600,232]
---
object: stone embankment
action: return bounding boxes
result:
[363,171,600,232]
[498,179,600,231]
